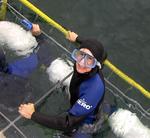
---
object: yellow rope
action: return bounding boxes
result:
[0,0,7,20]
[19,0,150,99]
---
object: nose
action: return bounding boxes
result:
[78,58,86,67]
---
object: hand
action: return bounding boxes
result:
[18,103,35,119]
[66,31,78,42]
[31,24,41,36]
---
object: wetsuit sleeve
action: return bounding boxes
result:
[31,112,85,132]
[69,79,104,116]
[34,33,56,66]
[31,79,104,132]
[6,34,46,77]
[35,33,46,44]
[5,34,47,77]
[8,53,38,78]
[76,36,84,44]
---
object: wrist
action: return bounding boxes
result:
[31,111,36,119]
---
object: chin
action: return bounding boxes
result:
[76,63,91,74]
[108,108,150,138]
[76,68,86,74]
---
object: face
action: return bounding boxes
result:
[75,48,93,74]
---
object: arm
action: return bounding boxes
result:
[18,92,101,132]
[8,54,38,78]
[31,24,41,36]
[31,24,46,44]
[7,24,45,77]
[31,24,54,66]
[18,78,104,131]
[31,112,85,132]
[66,31,84,44]
[18,103,85,132]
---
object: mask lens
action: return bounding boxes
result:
[85,54,96,68]
[75,50,85,62]
[71,49,97,68]
[71,49,84,62]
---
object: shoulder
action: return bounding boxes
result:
[80,73,104,96]
[82,73,104,88]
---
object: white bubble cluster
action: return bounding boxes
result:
[0,21,37,56]
[109,108,150,138]
[46,58,73,87]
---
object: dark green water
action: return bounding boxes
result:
[32,0,150,90]
[31,0,150,129]
[1,0,150,138]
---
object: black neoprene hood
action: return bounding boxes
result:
[79,39,107,63]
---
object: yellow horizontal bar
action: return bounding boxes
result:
[104,60,150,98]
[19,0,150,99]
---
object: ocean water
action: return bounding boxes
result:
[0,0,150,138]
[32,0,150,90]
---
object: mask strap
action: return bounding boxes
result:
[97,62,102,69]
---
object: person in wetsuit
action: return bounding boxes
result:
[18,31,107,138]
[0,23,52,110]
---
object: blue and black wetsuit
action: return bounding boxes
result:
[31,67,105,135]
[69,66,105,125]
[31,36,107,137]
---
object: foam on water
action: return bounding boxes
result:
[0,21,37,56]
[46,58,73,87]
[109,108,150,138]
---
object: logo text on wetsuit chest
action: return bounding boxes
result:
[77,98,92,110]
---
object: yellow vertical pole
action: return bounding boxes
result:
[0,0,7,20]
